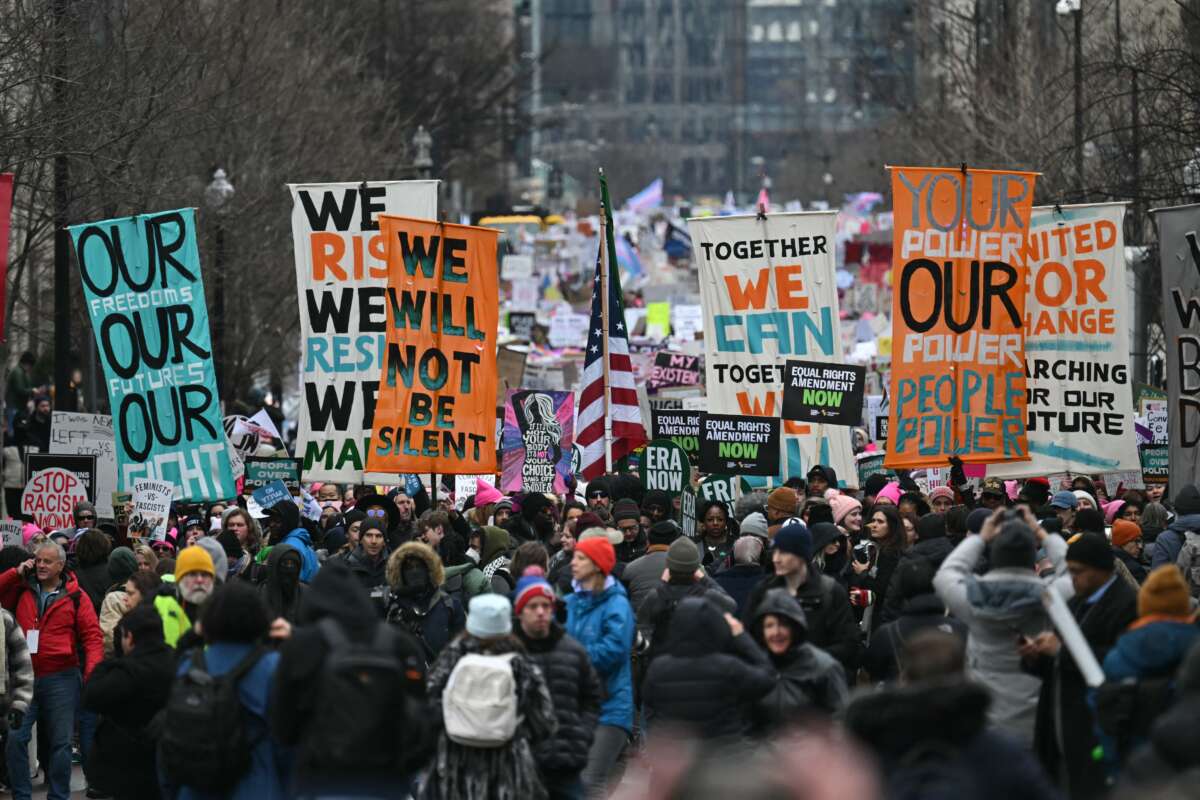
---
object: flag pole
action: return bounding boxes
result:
[599,168,613,474]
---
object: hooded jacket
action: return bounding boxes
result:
[344,543,389,595]
[743,571,862,672]
[479,526,515,594]
[750,589,847,734]
[863,592,967,684]
[879,532,956,625]
[933,534,1068,745]
[642,596,775,740]
[270,561,430,784]
[384,542,464,663]
[565,576,636,731]
[846,680,1061,800]
[806,465,839,493]
[636,575,736,643]
[1150,491,1200,569]
[259,544,306,623]
[514,622,602,776]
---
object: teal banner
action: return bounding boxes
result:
[70,208,234,501]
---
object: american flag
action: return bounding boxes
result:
[577,177,647,480]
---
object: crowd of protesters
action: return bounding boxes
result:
[0,465,1193,799]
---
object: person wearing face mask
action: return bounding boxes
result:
[384,541,465,664]
[345,520,391,613]
[259,544,306,624]
[750,588,848,735]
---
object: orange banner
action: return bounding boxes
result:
[366,216,499,475]
[885,167,1037,469]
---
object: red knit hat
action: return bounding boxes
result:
[574,537,616,576]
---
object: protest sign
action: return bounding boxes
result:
[71,209,234,501]
[1154,203,1200,489]
[22,467,90,531]
[671,305,704,341]
[690,212,855,484]
[24,453,96,504]
[511,278,539,311]
[251,479,291,512]
[501,254,533,280]
[1143,400,1168,446]
[112,492,131,527]
[651,409,701,464]
[648,352,703,392]
[864,394,888,442]
[1140,444,1169,485]
[697,474,747,506]
[548,312,589,348]
[988,203,1139,479]
[855,451,894,488]
[500,390,574,493]
[0,521,21,548]
[290,180,438,482]
[645,302,671,339]
[699,414,782,476]
[495,347,528,406]
[243,457,302,493]
[130,479,172,540]
[782,360,866,426]
[49,412,116,517]
[454,474,495,511]
[639,439,692,496]
[366,216,500,475]
[1103,470,1144,496]
[508,312,536,340]
[886,167,1038,468]
[679,485,697,538]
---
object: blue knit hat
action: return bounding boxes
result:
[773,521,812,562]
[467,594,512,637]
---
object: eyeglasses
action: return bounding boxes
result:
[365,508,387,518]
[618,523,640,534]
[77,513,95,521]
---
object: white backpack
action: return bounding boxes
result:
[442,652,520,747]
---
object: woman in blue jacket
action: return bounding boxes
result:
[565,536,635,799]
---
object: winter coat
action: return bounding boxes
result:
[932,534,1068,745]
[75,560,111,613]
[878,535,955,625]
[615,531,647,565]
[83,639,174,799]
[0,568,103,679]
[546,550,574,595]
[642,596,775,740]
[848,546,902,634]
[1104,618,1200,684]
[699,533,736,573]
[1029,575,1137,800]
[748,589,847,734]
[846,680,1061,800]
[422,634,557,800]
[280,528,320,582]
[1175,530,1200,596]
[713,563,765,617]
[743,572,862,672]
[99,587,129,656]
[271,561,431,790]
[441,562,489,605]
[344,544,390,612]
[1115,546,1149,585]
[385,542,465,664]
[1121,695,1200,792]
[620,547,670,612]
[1150,511,1200,569]
[514,623,602,776]
[0,608,33,713]
[172,643,285,800]
[564,577,636,732]
[635,575,736,643]
[863,591,967,685]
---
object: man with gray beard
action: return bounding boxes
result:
[171,546,218,652]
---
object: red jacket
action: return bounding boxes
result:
[0,568,103,680]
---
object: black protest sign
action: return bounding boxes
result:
[651,409,701,465]
[679,485,697,538]
[699,414,781,476]
[639,439,692,497]
[25,453,97,503]
[1139,444,1168,485]
[781,360,866,426]
[243,457,303,493]
[648,352,703,391]
[508,312,536,341]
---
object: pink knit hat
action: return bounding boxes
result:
[21,523,42,546]
[928,486,955,503]
[828,494,862,525]
[474,479,503,507]
[1104,499,1125,525]
[875,482,902,506]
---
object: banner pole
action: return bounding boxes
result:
[599,174,613,474]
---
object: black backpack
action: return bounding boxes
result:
[159,646,265,792]
[310,618,432,772]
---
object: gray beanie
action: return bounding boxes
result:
[467,593,513,637]
[738,512,769,540]
[194,536,229,583]
[666,538,701,575]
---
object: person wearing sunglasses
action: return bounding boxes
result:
[72,502,98,531]
[586,477,612,511]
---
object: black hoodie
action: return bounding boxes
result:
[270,561,429,781]
[259,543,305,623]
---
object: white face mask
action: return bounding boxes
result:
[466,547,480,564]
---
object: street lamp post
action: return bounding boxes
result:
[204,168,234,406]
[1057,0,1084,198]
[413,126,434,180]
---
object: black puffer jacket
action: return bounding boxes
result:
[863,592,967,684]
[642,596,775,741]
[879,534,955,625]
[344,545,390,613]
[743,572,862,671]
[82,640,175,799]
[514,622,602,775]
[636,575,736,643]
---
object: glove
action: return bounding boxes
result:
[7,709,23,731]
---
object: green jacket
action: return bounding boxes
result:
[442,562,489,602]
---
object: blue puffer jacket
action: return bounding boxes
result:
[1150,510,1200,569]
[1103,619,1200,682]
[565,577,636,732]
[281,528,319,583]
